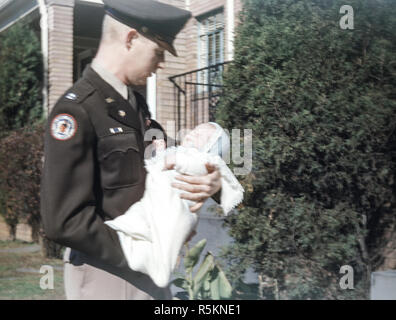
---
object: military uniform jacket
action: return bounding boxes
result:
[41,66,150,270]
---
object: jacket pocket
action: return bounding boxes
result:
[98,132,144,189]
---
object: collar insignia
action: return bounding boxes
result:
[65,93,77,101]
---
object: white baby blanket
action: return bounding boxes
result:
[105,146,244,288]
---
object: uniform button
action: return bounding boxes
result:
[118,110,126,117]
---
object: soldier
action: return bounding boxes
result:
[40,0,222,300]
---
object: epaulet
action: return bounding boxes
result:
[62,79,95,104]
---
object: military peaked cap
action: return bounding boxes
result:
[103,0,192,57]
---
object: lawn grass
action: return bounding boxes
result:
[0,240,35,249]
[0,241,65,300]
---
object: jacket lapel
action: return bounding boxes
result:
[106,98,142,131]
[83,66,142,132]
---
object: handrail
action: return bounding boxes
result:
[169,61,232,82]
[168,61,231,131]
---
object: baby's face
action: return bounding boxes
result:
[181,123,216,150]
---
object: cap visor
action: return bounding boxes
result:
[156,38,178,57]
[139,30,179,57]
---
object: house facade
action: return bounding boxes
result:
[0,0,242,138]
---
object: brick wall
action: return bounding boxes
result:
[0,216,33,242]
[0,216,9,241]
[47,0,75,113]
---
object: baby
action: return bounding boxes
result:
[105,122,244,288]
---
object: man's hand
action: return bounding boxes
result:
[171,163,221,213]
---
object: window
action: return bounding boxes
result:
[198,9,225,68]
[197,9,225,93]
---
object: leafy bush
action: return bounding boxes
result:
[0,22,61,256]
[217,0,396,299]
[0,124,44,241]
[0,21,43,136]
[0,122,63,257]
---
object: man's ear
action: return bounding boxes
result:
[126,29,138,50]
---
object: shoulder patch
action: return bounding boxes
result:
[51,114,78,141]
